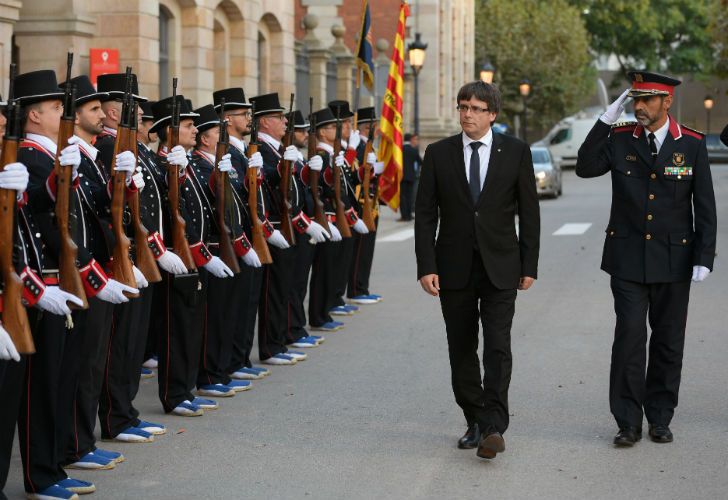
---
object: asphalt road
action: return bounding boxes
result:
[5,166,728,499]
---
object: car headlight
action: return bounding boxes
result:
[535,171,547,180]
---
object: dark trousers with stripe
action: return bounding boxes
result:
[59,297,114,464]
[156,270,207,412]
[18,308,70,493]
[197,270,238,387]
[347,217,378,298]
[308,240,340,327]
[258,245,295,360]
[288,233,316,342]
[98,286,155,439]
[609,277,691,428]
[227,265,263,373]
[0,357,26,492]
[333,236,355,308]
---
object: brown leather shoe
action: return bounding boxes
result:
[476,432,505,459]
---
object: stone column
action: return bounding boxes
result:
[330,24,353,102]
[0,0,20,95]
[179,5,214,107]
[303,14,329,110]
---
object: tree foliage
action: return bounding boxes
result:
[475,0,595,133]
[710,0,728,77]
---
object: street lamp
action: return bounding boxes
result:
[407,32,427,135]
[479,61,495,84]
[704,95,714,134]
[519,79,531,143]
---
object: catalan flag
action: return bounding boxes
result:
[355,0,375,90]
[377,2,409,210]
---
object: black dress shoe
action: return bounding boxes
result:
[476,432,505,459]
[613,426,642,446]
[457,423,480,449]
[648,424,673,443]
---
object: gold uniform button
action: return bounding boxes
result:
[609,231,615,236]
[647,214,653,221]
[649,194,655,200]
[646,234,652,240]
[650,173,657,179]
[682,239,687,244]
[627,170,631,175]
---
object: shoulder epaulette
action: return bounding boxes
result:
[611,121,637,130]
[680,124,704,140]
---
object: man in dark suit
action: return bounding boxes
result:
[576,72,717,447]
[415,81,540,460]
[400,133,421,221]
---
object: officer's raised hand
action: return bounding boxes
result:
[600,89,631,125]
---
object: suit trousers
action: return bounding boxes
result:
[98,286,155,439]
[197,271,238,387]
[18,308,70,493]
[288,233,316,343]
[347,217,378,298]
[227,266,263,373]
[399,180,414,220]
[333,236,355,308]
[258,245,295,360]
[60,298,114,464]
[308,240,340,327]
[609,277,690,428]
[439,252,517,435]
[157,270,207,412]
[0,357,25,492]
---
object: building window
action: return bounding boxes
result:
[159,6,172,98]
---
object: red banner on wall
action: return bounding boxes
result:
[89,49,119,87]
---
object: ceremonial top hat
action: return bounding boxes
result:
[627,71,681,98]
[185,99,194,112]
[312,107,337,128]
[60,75,108,106]
[328,100,354,119]
[356,107,376,124]
[96,73,148,102]
[292,110,309,129]
[249,93,285,117]
[213,88,251,111]
[193,105,221,133]
[140,101,155,121]
[14,70,64,105]
[149,95,199,134]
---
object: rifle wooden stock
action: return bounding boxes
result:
[332,143,352,239]
[165,128,196,271]
[360,141,376,232]
[307,121,330,234]
[278,96,296,245]
[246,142,272,264]
[54,118,88,309]
[0,140,34,353]
[214,143,240,273]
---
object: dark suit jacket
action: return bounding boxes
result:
[415,132,540,290]
[402,143,422,182]
[721,123,728,147]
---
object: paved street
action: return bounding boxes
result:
[6,166,728,500]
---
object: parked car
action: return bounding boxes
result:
[706,133,728,164]
[531,146,561,198]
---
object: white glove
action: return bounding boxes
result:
[283,145,299,162]
[248,152,263,169]
[0,326,20,362]
[348,130,361,150]
[296,151,304,163]
[305,221,330,243]
[217,153,232,173]
[131,172,145,191]
[157,250,188,275]
[167,145,189,176]
[96,279,139,304]
[600,88,630,125]
[366,152,377,165]
[691,265,710,282]
[0,162,29,193]
[242,248,262,268]
[308,155,323,172]
[267,229,290,249]
[334,151,345,168]
[329,223,342,242]
[203,256,234,278]
[132,265,149,289]
[114,151,136,184]
[60,136,82,179]
[37,286,84,316]
[373,161,385,175]
[353,219,369,234]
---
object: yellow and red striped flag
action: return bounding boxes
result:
[377,2,410,210]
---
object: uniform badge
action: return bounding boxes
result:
[672,152,685,167]
[635,73,643,83]
[228,169,238,179]
[625,154,637,162]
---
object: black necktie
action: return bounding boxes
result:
[469,141,482,203]
[648,133,658,158]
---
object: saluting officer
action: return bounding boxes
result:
[576,71,717,446]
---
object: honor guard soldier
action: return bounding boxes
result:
[576,71,717,447]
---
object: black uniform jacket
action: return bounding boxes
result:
[258,139,307,227]
[415,132,540,290]
[576,118,717,283]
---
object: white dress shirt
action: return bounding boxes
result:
[645,117,670,153]
[462,129,493,190]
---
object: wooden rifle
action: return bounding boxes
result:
[213,99,240,273]
[126,78,161,283]
[0,64,34,353]
[307,99,329,234]
[164,78,196,270]
[54,52,88,309]
[332,106,352,238]
[278,93,296,246]
[109,67,138,296]
[360,110,377,231]
[246,102,273,263]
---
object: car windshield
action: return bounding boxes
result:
[531,149,550,163]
